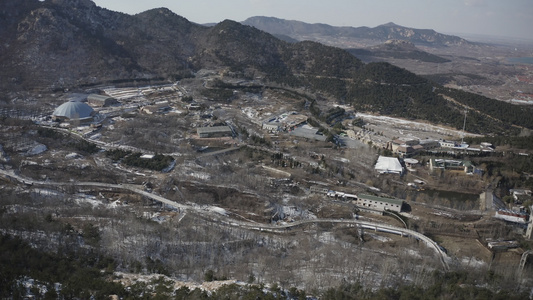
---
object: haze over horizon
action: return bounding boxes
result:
[91,0,533,41]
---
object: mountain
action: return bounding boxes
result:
[0,0,365,92]
[242,17,472,48]
[347,39,451,63]
[1,0,532,135]
[0,0,207,91]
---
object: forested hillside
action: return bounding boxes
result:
[1,233,528,299]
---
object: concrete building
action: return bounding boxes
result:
[419,139,440,150]
[283,113,308,130]
[355,194,404,213]
[289,126,327,141]
[323,188,404,213]
[439,140,458,148]
[262,112,307,132]
[262,122,281,132]
[310,185,330,194]
[392,138,419,147]
[87,94,118,107]
[396,145,415,157]
[429,158,474,174]
[390,138,424,157]
[197,126,233,138]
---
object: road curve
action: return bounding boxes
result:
[0,169,449,270]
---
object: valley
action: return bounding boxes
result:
[1,74,532,298]
[243,16,533,106]
[0,1,533,299]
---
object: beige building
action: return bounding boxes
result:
[355,194,404,213]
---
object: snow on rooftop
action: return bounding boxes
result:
[375,156,403,174]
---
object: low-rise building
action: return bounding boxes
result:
[355,194,404,213]
[310,185,330,194]
[324,189,404,213]
[392,138,419,147]
[289,126,327,141]
[261,112,308,132]
[396,145,415,157]
[87,94,118,107]
[419,139,440,150]
[429,158,475,174]
[141,103,171,115]
[439,140,458,148]
[197,126,233,138]
[262,122,280,132]
[375,156,403,175]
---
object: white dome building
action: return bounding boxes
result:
[52,100,95,121]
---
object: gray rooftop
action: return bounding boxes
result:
[197,126,232,134]
[52,100,94,120]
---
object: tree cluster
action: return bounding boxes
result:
[0,234,126,299]
[121,152,174,171]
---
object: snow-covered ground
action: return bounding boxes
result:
[73,193,125,209]
[356,112,483,140]
[461,257,487,268]
[115,272,241,294]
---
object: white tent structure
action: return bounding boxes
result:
[52,100,95,121]
[375,156,403,174]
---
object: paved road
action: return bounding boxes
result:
[0,168,450,270]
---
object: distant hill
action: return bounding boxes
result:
[347,40,451,63]
[0,0,531,134]
[242,17,473,48]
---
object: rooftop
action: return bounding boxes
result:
[358,194,404,206]
[197,126,233,134]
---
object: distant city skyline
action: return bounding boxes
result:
[92,0,532,41]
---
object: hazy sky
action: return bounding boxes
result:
[92,0,533,40]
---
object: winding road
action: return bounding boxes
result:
[0,168,450,270]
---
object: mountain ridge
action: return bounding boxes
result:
[1,0,531,135]
[241,16,473,47]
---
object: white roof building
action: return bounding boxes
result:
[52,100,95,121]
[375,156,403,174]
